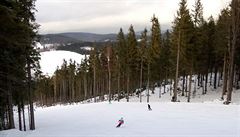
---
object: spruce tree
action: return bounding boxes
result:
[116,28,127,101]
[171,0,194,102]
[139,28,148,102]
[0,0,39,130]
[126,25,138,101]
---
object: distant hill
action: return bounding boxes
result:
[40,34,79,44]
[60,32,117,42]
[56,42,108,55]
[40,32,117,44]
[40,25,171,44]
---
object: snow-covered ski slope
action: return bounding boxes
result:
[2,58,240,137]
[1,91,240,137]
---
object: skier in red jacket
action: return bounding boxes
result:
[116,117,124,128]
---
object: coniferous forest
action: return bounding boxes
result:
[0,0,240,132]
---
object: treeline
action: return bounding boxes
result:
[0,0,39,131]
[35,0,240,106]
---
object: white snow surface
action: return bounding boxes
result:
[1,92,240,137]
[39,50,86,76]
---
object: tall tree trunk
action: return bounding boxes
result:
[163,81,166,94]
[126,70,130,102]
[214,67,218,89]
[72,76,75,102]
[226,0,239,104]
[222,52,228,100]
[200,74,203,87]
[182,72,185,96]
[53,76,57,102]
[234,65,238,88]
[187,65,193,102]
[18,103,22,131]
[22,101,26,131]
[237,69,240,88]
[147,62,150,103]
[185,75,188,97]
[107,57,111,103]
[105,73,108,100]
[84,72,87,100]
[193,74,197,98]
[27,59,35,130]
[170,79,173,96]
[164,73,167,93]
[139,58,143,102]
[218,69,222,87]
[173,31,181,102]
[93,64,96,102]
[197,73,200,87]
[159,81,162,98]
[7,79,14,129]
[159,72,162,98]
[117,62,121,102]
[205,72,208,94]
[210,65,213,86]
[201,74,205,94]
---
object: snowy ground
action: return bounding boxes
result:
[1,100,239,137]
[1,77,239,137]
[129,87,240,105]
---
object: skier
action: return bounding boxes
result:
[116,117,124,128]
[148,104,152,111]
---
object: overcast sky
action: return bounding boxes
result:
[35,0,231,34]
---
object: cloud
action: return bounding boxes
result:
[35,0,231,34]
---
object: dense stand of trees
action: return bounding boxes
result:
[35,0,239,107]
[0,0,39,131]
[1,0,239,131]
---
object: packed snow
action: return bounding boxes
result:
[1,89,239,137]
[39,50,86,76]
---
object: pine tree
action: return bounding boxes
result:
[215,8,231,99]
[148,15,162,102]
[104,45,113,103]
[188,0,205,102]
[150,14,161,59]
[171,0,194,102]
[139,28,148,102]
[0,0,39,130]
[126,25,138,101]
[225,0,240,104]
[89,47,97,102]
[161,30,171,95]
[116,28,127,101]
[193,0,204,27]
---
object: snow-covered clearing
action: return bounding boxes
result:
[39,50,86,76]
